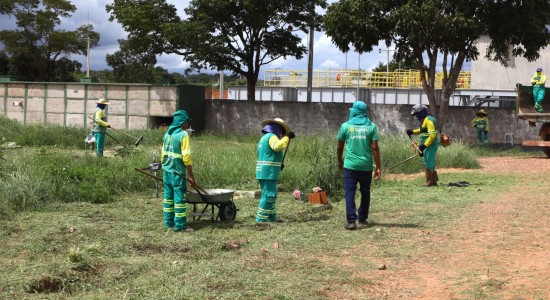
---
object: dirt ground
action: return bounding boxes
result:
[360,156,550,299]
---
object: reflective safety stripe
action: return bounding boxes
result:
[164,151,183,159]
[256,214,269,220]
[175,212,187,217]
[164,199,174,204]
[258,207,276,214]
[257,161,282,166]
[174,204,187,209]
[420,130,438,138]
[181,149,191,155]
[164,208,174,212]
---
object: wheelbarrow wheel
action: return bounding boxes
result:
[218,202,237,221]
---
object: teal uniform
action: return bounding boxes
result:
[161,111,192,231]
[530,71,546,112]
[471,116,489,143]
[416,115,439,171]
[92,107,109,157]
[255,133,289,222]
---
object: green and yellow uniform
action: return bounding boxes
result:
[255,133,289,222]
[530,71,547,112]
[161,111,192,231]
[412,115,439,171]
[471,116,489,143]
[92,107,110,157]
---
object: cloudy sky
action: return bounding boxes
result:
[0,0,405,77]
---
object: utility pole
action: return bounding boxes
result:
[219,71,224,99]
[86,12,90,78]
[306,22,314,103]
[379,48,395,73]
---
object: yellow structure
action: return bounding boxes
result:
[264,69,471,89]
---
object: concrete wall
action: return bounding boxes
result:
[204,100,541,144]
[471,35,550,90]
[1,82,177,130]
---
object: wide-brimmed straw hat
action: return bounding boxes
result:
[476,109,487,116]
[95,98,109,105]
[261,118,291,134]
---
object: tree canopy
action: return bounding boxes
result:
[107,0,327,100]
[0,0,100,82]
[325,0,550,130]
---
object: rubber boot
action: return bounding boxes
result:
[431,170,439,186]
[423,169,432,186]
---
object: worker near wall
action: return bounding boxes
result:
[407,104,439,186]
[530,67,546,113]
[92,98,110,157]
[161,110,196,232]
[255,118,295,223]
[337,101,381,230]
[471,109,489,144]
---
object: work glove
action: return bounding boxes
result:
[406,129,414,137]
[107,125,111,128]
[280,163,285,171]
[418,144,426,157]
[287,131,296,139]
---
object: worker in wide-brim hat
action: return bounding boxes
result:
[530,67,546,112]
[161,110,196,232]
[255,117,295,223]
[406,104,440,187]
[92,98,110,157]
[471,109,489,144]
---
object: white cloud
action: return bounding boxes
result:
[319,59,340,69]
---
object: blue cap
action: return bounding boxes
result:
[536,67,542,72]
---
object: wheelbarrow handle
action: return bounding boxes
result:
[134,168,163,182]
[174,172,209,195]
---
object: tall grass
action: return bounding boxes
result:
[0,116,482,218]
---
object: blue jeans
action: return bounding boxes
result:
[343,168,373,223]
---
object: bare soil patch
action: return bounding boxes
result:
[337,156,550,299]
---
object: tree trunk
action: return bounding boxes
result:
[246,72,258,101]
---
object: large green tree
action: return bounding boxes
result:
[107,0,326,100]
[0,0,100,81]
[325,0,550,130]
[106,38,161,83]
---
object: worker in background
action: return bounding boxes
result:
[530,67,546,113]
[161,110,196,233]
[471,109,489,144]
[256,118,295,223]
[407,104,439,187]
[92,98,110,157]
[337,101,381,230]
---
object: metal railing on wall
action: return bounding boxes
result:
[264,69,471,89]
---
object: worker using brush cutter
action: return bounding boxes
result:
[255,118,295,223]
[406,104,439,187]
[91,98,111,157]
[161,110,196,232]
[337,101,381,230]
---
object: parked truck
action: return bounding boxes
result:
[516,84,550,157]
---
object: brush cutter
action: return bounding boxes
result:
[106,132,127,147]
[381,154,418,174]
[109,127,144,147]
[280,139,291,171]
[88,116,143,146]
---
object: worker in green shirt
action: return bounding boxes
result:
[337,101,381,230]
[91,98,110,157]
[407,104,439,187]
[255,118,295,223]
